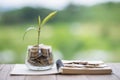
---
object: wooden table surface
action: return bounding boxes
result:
[0,63,120,80]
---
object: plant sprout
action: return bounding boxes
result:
[23,11,57,46]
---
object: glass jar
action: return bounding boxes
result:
[25,44,54,70]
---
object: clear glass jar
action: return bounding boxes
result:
[25,44,54,70]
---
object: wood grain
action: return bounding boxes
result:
[25,75,56,80]
[57,73,120,80]
[0,64,25,80]
[108,63,120,79]
[57,75,88,80]
[0,64,56,80]
[86,74,120,80]
[0,64,5,71]
[84,63,120,80]
[0,63,120,80]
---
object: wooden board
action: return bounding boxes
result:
[0,64,120,80]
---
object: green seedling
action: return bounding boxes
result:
[23,11,57,45]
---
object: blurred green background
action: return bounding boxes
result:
[0,1,120,63]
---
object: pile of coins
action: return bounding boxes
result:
[27,44,53,66]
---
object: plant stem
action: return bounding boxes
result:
[38,16,41,46]
[38,27,40,46]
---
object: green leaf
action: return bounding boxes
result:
[23,27,37,40]
[41,11,57,27]
[38,16,41,27]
